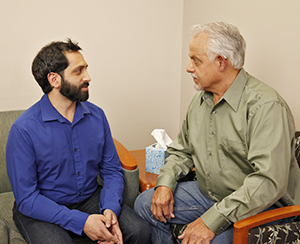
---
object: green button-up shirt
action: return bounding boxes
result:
[156,68,300,234]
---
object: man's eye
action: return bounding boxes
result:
[75,69,82,74]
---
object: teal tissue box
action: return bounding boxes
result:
[146,143,169,174]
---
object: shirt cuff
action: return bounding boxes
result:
[70,210,89,236]
[201,204,232,235]
[155,174,178,192]
[101,203,121,217]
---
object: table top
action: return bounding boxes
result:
[129,149,158,192]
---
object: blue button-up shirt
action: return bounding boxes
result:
[6,94,124,235]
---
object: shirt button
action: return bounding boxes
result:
[208,152,212,156]
[78,192,81,196]
[74,148,78,152]
[207,173,211,178]
[212,110,217,114]
[77,172,81,176]
[210,131,215,135]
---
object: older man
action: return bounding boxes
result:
[134,22,300,244]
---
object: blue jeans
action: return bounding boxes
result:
[135,181,295,244]
[13,187,151,244]
[134,181,233,244]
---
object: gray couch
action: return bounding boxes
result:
[0,110,139,244]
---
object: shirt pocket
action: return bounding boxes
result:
[218,137,253,173]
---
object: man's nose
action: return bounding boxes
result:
[84,70,91,82]
[186,60,194,73]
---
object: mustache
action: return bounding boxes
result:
[79,82,90,89]
[191,73,198,80]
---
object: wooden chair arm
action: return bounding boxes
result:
[113,138,137,170]
[233,205,300,244]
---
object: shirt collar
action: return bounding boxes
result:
[222,68,248,112]
[40,94,90,123]
[201,68,248,111]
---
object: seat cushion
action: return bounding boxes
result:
[170,223,187,244]
[0,218,8,244]
[0,192,26,243]
[248,221,300,243]
[0,191,95,243]
[295,131,300,166]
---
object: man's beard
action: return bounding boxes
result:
[59,76,89,102]
[191,74,203,91]
[194,83,203,91]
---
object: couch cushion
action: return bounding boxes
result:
[0,192,26,243]
[0,218,8,244]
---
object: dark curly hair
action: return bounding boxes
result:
[31,38,82,94]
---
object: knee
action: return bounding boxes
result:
[128,220,152,244]
[134,189,154,215]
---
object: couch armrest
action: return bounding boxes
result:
[113,138,139,209]
[113,138,137,170]
[233,205,300,244]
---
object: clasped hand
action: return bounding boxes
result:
[151,186,215,244]
[83,209,123,244]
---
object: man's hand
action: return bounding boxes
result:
[151,186,175,223]
[101,209,123,244]
[83,210,123,244]
[178,217,215,244]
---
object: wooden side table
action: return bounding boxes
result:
[129,149,158,192]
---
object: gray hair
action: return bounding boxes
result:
[191,22,246,69]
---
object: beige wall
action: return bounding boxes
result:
[0,0,183,150]
[2,1,300,150]
[181,0,300,133]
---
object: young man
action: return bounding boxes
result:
[134,22,300,244]
[7,39,151,244]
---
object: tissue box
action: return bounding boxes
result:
[146,143,169,174]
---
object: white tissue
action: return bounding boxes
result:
[151,129,173,150]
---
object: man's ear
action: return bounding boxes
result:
[47,72,60,89]
[216,55,227,71]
